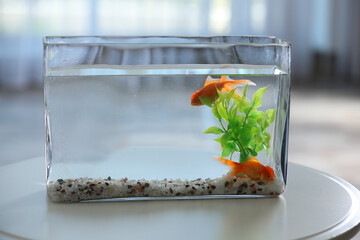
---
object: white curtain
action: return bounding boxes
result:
[0,0,359,90]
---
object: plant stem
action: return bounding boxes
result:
[219,119,226,132]
[241,106,253,129]
[235,139,249,163]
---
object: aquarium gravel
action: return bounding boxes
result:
[47,176,284,202]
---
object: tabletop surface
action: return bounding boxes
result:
[0,157,360,240]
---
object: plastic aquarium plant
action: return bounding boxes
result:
[198,81,276,182]
[202,85,275,163]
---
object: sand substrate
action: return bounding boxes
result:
[47,175,285,202]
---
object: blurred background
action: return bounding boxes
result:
[0,0,359,210]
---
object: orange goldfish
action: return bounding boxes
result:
[191,75,255,106]
[215,156,274,181]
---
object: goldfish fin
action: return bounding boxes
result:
[222,79,255,93]
[215,157,245,178]
[220,75,227,82]
[228,169,241,178]
[221,87,242,95]
[245,155,260,163]
[232,79,256,86]
[215,156,240,168]
[204,76,220,86]
[225,76,257,86]
[222,84,235,93]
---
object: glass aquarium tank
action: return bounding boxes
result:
[43,36,291,202]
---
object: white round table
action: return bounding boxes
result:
[0,157,359,240]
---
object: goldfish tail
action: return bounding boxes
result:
[234,88,241,96]
[215,157,244,178]
[215,156,237,166]
[233,79,256,86]
[222,79,256,92]
[204,76,220,86]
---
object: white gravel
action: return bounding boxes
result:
[47,175,285,202]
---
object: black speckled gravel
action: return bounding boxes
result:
[47,176,284,202]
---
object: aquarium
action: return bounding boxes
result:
[43,36,291,202]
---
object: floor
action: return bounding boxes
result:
[1,88,360,238]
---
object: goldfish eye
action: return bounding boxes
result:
[193,100,197,104]
[268,175,271,179]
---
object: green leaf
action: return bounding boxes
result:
[233,96,251,114]
[235,114,245,124]
[238,126,253,147]
[232,91,241,101]
[263,131,271,149]
[221,141,236,158]
[247,118,258,127]
[231,114,245,131]
[239,150,250,163]
[212,104,221,120]
[214,131,232,148]
[260,118,270,129]
[247,147,258,157]
[217,103,228,122]
[230,106,237,119]
[266,109,276,123]
[217,89,226,104]
[248,109,261,119]
[203,126,224,134]
[254,132,263,145]
[248,109,265,121]
[242,83,248,97]
[252,87,267,108]
[229,107,238,127]
[255,144,264,152]
[225,88,236,105]
[198,95,213,107]
[248,127,261,149]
